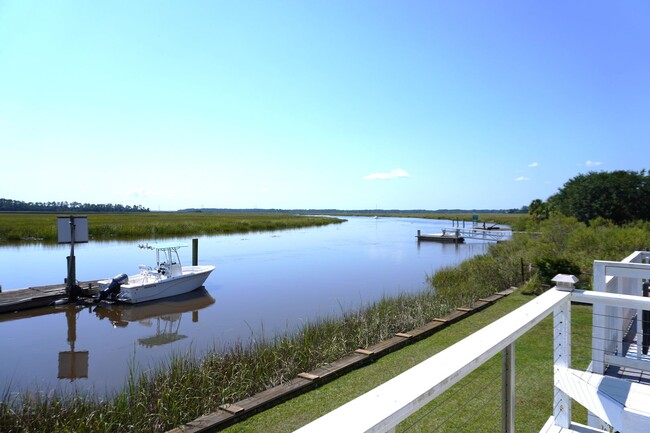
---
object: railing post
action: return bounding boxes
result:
[552,274,576,429]
[640,257,650,357]
[502,343,515,433]
[592,262,606,374]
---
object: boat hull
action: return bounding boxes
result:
[110,265,215,304]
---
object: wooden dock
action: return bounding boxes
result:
[416,230,465,244]
[0,281,100,314]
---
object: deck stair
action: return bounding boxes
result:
[539,416,607,433]
[555,367,650,432]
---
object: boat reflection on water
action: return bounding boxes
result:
[94,287,215,347]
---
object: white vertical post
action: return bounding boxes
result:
[616,276,625,359]
[552,275,575,429]
[553,297,571,428]
[637,299,644,359]
[502,343,515,433]
[592,262,606,374]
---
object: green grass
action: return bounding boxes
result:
[0,213,343,242]
[221,291,592,433]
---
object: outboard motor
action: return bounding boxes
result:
[99,273,129,301]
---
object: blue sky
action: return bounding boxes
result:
[1,1,648,211]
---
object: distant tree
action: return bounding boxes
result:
[534,256,582,287]
[528,198,550,221]
[548,170,650,225]
[0,198,150,213]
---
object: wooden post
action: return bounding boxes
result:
[192,238,198,266]
[67,216,78,300]
[502,343,515,433]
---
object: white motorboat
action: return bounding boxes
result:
[98,242,215,304]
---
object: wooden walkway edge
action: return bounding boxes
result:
[167,287,517,433]
[0,282,100,314]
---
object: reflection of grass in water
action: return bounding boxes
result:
[0,212,344,242]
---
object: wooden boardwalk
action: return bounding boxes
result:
[0,281,100,314]
[446,227,510,242]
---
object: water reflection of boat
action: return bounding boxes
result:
[137,314,187,347]
[98,242,215,303]
[94,287,215,327]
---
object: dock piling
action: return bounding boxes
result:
[192,238,199,266]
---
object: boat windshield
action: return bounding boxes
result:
[155,247,182,267]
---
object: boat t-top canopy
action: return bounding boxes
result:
[139,242,188,250]
[150,242,188,250]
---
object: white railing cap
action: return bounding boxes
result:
[552,274,579,291]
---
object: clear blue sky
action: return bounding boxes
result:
[1,1,648,211]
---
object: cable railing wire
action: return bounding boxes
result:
[400,355,503,433]
[430,369,503,433]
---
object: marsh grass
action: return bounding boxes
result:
[0,213,343,242]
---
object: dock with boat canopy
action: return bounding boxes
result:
[0,238,205,314]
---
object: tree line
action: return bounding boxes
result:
[0,198,149,213]
[529,169,650,225]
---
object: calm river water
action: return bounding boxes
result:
[0,216,489,397]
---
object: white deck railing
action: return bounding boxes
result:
[294,251,650,433]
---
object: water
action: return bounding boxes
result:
[0,216,488,396]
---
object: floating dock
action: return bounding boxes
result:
[416,229,465,244]
[417,226,512,243]
[0,281,100,314]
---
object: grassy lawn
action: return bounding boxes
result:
[222,291,592,433]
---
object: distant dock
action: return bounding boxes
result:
[417,226,512,244]
[416,229,465,244]
[0,282,100,314]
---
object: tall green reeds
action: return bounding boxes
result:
[0,213,343,242]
